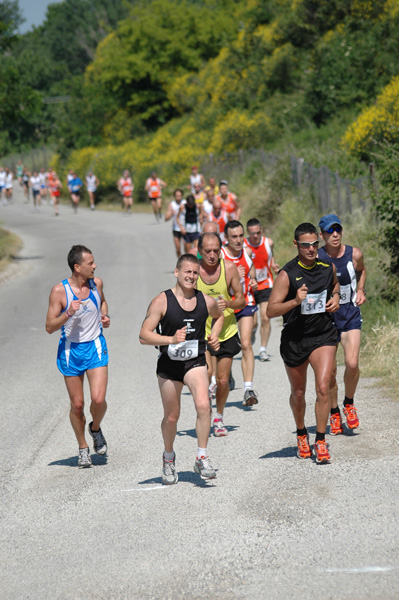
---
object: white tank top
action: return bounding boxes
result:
[61,279,102,343]
[170,199,185,231]
[190,173,202,193]
[86,175,97,192]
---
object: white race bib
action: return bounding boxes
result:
[255,266,268,282]
[301,290,327,315]
[167,340,199,361]
[339,284,351,305]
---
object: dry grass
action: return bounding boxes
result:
[361,317,399,398]
[0,228,22,272]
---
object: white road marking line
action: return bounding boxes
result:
[122,486,165,492]
[323,567,395,574]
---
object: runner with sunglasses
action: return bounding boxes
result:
[267,223,340,464]
[318,214,366,435]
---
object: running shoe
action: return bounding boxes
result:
[259,350,271,362]
[329,412,343,435]
[78,447,92,468]
[88,422,107,455]
[312,440,331,464]
[162,453,178,485]
[343,404,359,429]
[194,455,217,479]
[229,371,235,391]
[213,417,228,437]
[243,388,259,406]
[296,434,311,459]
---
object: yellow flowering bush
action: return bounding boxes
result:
[342,75,399,157]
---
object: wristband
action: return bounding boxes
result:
[332,291,340,297]
[66,310,72,318]
[103,314,110,318]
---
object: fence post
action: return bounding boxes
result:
[335,172,341,214]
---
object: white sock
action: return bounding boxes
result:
[211,375,216,385]
[215,412,223,420]
[197,447,207,459]
[164,450,175,461]
[244,381,253,390]
[259,346,266,352]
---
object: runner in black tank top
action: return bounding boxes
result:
[267,223,340,465]
[139,254,224,484]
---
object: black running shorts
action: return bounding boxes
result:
[254,288,272,304]
[156,353,207,383]
[207,332,241,359]
[280,328,338,368]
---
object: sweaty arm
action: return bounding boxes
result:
[139,294,187,346]
[221,261,245,312]
[95,277,110,328]
[45,283,79,334]
[353,247,367,306]
[266,270,307,318]
[325,266,340,313]
[205,296,224,346]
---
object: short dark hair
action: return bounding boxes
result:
[198,232,222,250]
[294,223,318,241]
[67,245,92,273]
[176,254,199,270]
[186,194,195,204]
[174,188,183,197]
[247,218,260,229]
[224,220,243,237]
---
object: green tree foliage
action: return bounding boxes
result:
[0,0,23,50]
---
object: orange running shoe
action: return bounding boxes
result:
[312,440,331,464]
[297,434,311,459]
[329,412,343,435]
[343,404,359,429]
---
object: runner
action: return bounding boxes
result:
[4,167,14,203]
[139,254,224,484]
[205,176,219,196]
[68,172,83,213]
[216,180,241,221]
[0,167,6,205]
[196,232,245,436]
[267,222,340,464]
[201,188,215,223]
[145,171,166,222]
[222,220,259,406]
[45,245,111,468]
[207,199,229,243]
[16,160,23,186]
[193,182,205,206]
[30,171,42,211]
[117,169,134,214]
[164,188,186,258]
[39,168,48,203]
[189,165,205,194]
[86,171,99,211]
[177,194,201,253]
[318,214,366,434]
[244,218,280,361]
[22,167,30,203]
[49,171,62,216]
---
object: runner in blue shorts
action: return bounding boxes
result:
[46,245,111,468]
[318,214,367,435]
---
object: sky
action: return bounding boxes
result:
[18,0,63,33]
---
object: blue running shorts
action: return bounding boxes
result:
[57,334,108,376]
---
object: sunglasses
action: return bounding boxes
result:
[298,240,319,249]
[323,225,342,234]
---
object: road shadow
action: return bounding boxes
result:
[259,446,297,459]
[138,471,217,488]
[48,454,108,467]
[177,424,240,438]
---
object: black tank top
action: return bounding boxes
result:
[282,256,335,338]
[157,289,208,357]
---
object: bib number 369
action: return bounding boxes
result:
[168,340,199,361]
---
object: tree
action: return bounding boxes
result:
[0,0,24,51]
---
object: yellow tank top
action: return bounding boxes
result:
[197,259,238,341]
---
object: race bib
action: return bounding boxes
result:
[301,290,327,314]
[167,340,199,361]
[255,267,268,282]
[339,284,351,305]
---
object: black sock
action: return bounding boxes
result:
[344,396,353,406]
[315,431,325,442]
[297,427,307,437]
[330,406,340,415]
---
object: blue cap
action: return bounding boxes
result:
[318,214,342,231]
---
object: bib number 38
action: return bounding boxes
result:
[301,290,327,314]
[168,340,199,361]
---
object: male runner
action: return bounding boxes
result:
[118,169,134,214]
[205,176,219,196]
[145,171,167,222]
[189,165,205,193]
[45,245,111,468]
[176,194,201,253]
[216,180,241,221]
[244,218,280,361]
[16,160,23,186]
[139,254,224,484]
[222,220,259,406]
[30,171,41,211]
[0,166,6,205]
[207,199,229,242]
[267,223,340,464]
[39,168,48,202]
[318,214,366,434]
[86,171,99,210]
[68,172,83,213]
[196,232,245,436]
[165,189,186,258]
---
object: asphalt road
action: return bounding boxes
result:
[1,189,398,600]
